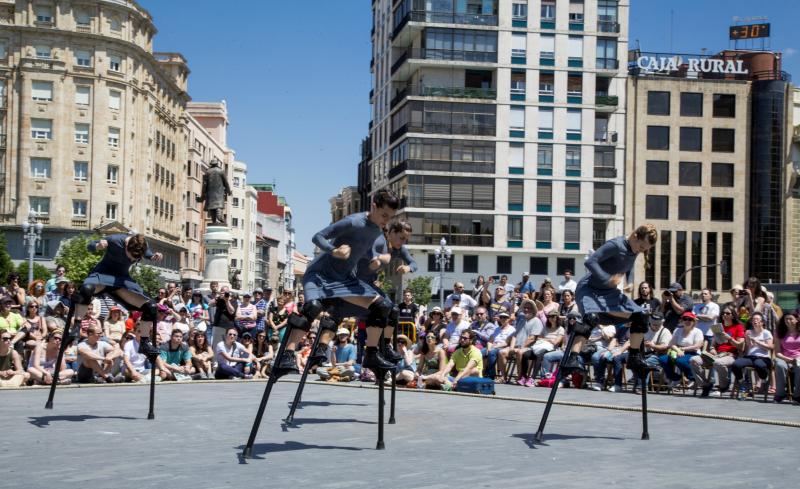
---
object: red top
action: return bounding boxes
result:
[718,323,745,354]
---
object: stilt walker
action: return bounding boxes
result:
[535,224,659,441]
[243,189,401,458]
[45,233,164,414]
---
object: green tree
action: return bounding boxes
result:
[55,234,103,284]
[406,275,433,307]
[15,261,52,289]
[129,264,163,298]
[377,270,395,300]
[0,231,14,284]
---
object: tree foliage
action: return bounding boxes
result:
[377,270,396,301]
[406,275,433,307]
[15,261,51,289]
[55,234,103,284]
[0,231,14,284]
[130,264,164,298]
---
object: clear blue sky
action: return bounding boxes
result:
[141,0,799,255]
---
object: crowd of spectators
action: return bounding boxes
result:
[1,268,798,405]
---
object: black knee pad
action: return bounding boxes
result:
[302,299,324,321]
[76,283,95,305]
[140,301,158,322]
[318,316,337,334]
[573,313,596,338]
[629,311,648,334]
[367,297,393,327]
[388,305,400,327]
[287,313,311,332]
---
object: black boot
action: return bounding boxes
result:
[381,338,402,363]
[138,336,161,358]
[559,352,585,374]
[363,346,396,371]
[271,350,300,378]
[308,343,329,368]
[628,350,657,377]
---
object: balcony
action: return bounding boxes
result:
[20,57,66,72]
[593,203,617,215]
[393,10,498,42]
[0,134,5,148]
[391,48,497,77]
[391,121,495,142]
[598,21,620,33]
[411,233,494,247]
[596,58,620,71]
[595,131,618,145]
[593,167,618,178]
[388,159,495,179]
[391,84,496,108]
[595,95,618,107]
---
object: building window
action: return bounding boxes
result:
[75,10,91,27]
[645,195,668,219]
[75,49,92,67]
[565,182,581,212]
[510,142,524,169]
[34,238,51,257]
[109,54,121,72]
[428,254,454,272]
[109,90,121,110]
[31,81,53,101]
[73,161,89,182]
[593,219,607,250]
[29,197,50,216]
[232,217,239,227]
[646,126,669,150]
[596,38,617,68]
[706,232,718,291]
[35,45,52,59]
[74,123,90,144]
[110,16,122,32]
[539,34,555,60]
[711,197,734,221]
[107,165,118,184]
[564,218,580,246]
[679,161,702,186]
[0,40,7,59]
[660,230,672,289]
[538,144,553,173]
[678,196,701,221]
[679,127,702,151]
[594,148,614,177]
[646,160,669,185]
[463,255,479,273]
[30,158,51,179]
[541,0,555,20]
[712,128,735,152]
[537,181,552,210]
[497,256,512,274]
[106,203,117,220]
[512,3,528,20]
[75,85,90,105]
[108,127,120,148]
[31,119,52,139]
[35,5,54,23]
[557,257,576,276]
[647,91,670,115]
[680,92,703,117]
[676,231,687,284]
[232,197,239,207]
[538,107,554,132]
[539,72,554,95]
[511,33,526,58]
[711,163,734,187]
[508,216,523,240]
[508,180,524,209]
[536,217,552,246]
[530,256,548,275]
[567,73,582,97]
[566,109,582,137]
[593,182,614,214]
[510,70,526,97]
[510,106,525,129]
[568,36,583,62]
[566,145,581,172]
[691,232,702,291]
[713,94,736,117]
[72,200,88,218]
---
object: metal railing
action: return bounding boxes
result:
[593,203,616,214]
[596,58,619,70]
[593,166,617,178]
[391,85,496,107]
[598,21,620,33]
[389,159,495,179]
[594,131,618,144]
[595,95,618,106]
[392,48,497,73]
[394,10,498,36]
[410,234,494,247]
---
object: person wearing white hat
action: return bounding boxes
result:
[442,306,470,354]
[317,327,357,382]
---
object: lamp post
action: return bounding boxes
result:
[22,210,44,285]
[433,237,452,309]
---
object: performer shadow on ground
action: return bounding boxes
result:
[28,414,137,428]
[237,441,363,462]
[286,400,369,409]
[512,432,624,448]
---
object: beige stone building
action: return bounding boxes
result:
[0,0,190,280]
[328,185,360,223]
[626,50,792,296]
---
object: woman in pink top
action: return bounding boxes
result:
[774,312,800,403]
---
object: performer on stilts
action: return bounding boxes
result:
[536,224,658,441]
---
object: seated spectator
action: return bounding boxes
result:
[693,288,720,348]
[393,334,416,384]
[509,300,543,384]
[483,311,516,380]
[443,330,483,390]
[240,332,258,377]
[5,272,26,310]
[28,326,74,385]
[416,332,448,389]
[27,279,47,311]
[559,290,578,317]
[608,313,672,392]
[470,306,497,349]
[422,307,445,341]
[173,306,192,338]
[158,329,195,381]
[594,327,629,392]
[214,327,254,380]
[774,312,800,403]
[156,304,176,344]
[125,310,141,333]
[122,325,158,383]
[0,297,24,355]
[541,311,580,374]
[521,310,565,385]
[487,286,514,323]
[658,311,704,388]
[318,328,357,382]
[76,325,122,384]
[0,328,29,387]
[540,288,559,316]
[585,322,618,390]
[296,331,314,372]
[189,331,214,379]
[441,306,469,353]
[20,300,47,354]
[78,303,100,342]
[252,330,273,379]
[691,305,745,397]
[445,282,478,313]
[731,312,773,395]
[103,306,126,345]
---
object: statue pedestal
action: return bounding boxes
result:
[200,225,233,289]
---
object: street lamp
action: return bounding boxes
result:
[433,236,452,309]
[22,210,44,285]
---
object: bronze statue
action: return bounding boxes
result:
[197,158,232,225]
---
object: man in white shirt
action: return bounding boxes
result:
[558,269,577,294]
[444,282,478,313]
[693,288,719,343]
[442,306,470,353]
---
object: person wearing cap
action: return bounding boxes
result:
[658,311,704,388]
[45,264,67,294]
[484,311,516,381]
[690,304,744,397]
[442,306,470,354]
[317,328,357,382]
[46,276,70,303]
[422,307,445,341]
[661,282,693,333]
[519,272,536,297]
[445,282,478,312]
[564,224,659,376]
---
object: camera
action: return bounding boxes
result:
[224,292,230,298]
[663,290,672,296]
[738,290,747,296]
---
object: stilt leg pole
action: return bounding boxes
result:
[45,304,77,409]
[388,327,397,425]
[284,331,324,425]
[534,331,578,443]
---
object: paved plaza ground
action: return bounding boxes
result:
[3,377,798,489]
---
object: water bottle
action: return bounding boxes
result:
[417,374,424,390]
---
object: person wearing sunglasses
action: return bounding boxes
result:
[28,326,74,385]
[416,332,448,389]
[213,326,254,380]
[0,327,29,387]
[691,306,744,397]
